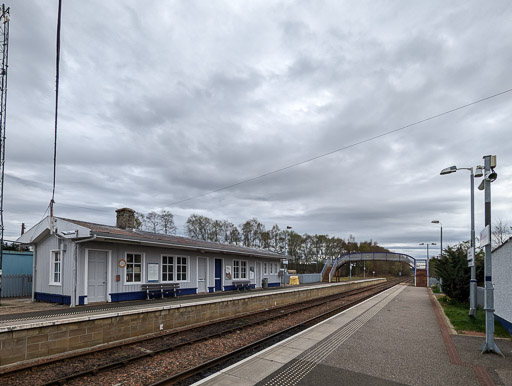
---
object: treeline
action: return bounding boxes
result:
[136,211,391,265]
[135,210,177,235]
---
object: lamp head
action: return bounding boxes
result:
[475,165,484,178]
[478,180,485,191]
[431,220,439,224]
[440,166,457,175]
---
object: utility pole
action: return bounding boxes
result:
[0,4,10,306]
[480,155,502,355]
[469,168,477,317]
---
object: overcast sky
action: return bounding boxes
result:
[5,1,512,259]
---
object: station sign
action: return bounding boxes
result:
[480,225,491,247]
[467,248,475,268]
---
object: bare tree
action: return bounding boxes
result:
[240,218,265,248]
[185,214,212,240]
[145,211,161,233]
[228,227,242,245]
[492,217,512,249]
[159,210,177,235]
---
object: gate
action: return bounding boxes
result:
[1,274,32,297]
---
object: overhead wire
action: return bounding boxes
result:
[157,87,512,209]
[49,87,512,214]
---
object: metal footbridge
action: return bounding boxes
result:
[321,252,425,283]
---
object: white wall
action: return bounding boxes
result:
[492,241,512,324]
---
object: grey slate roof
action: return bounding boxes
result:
[61,217,285,260]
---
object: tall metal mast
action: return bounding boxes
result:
[0,4,10,304]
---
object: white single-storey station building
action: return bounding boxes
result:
[17,208,286,306]
[492,236,512,334]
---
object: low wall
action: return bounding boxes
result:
[283,273,322,284]
[0,278,385,367]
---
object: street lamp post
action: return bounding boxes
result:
[479,155,502,355]
[419,242,436,286]
[440,165,480,317]
[431,220,442,258]
[284,226,292,287]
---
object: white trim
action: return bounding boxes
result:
[159,254,190,283]
[143,253,146,283]
[160,254,175,283]
[123,251,144,285]
[107,250,112,302]
[84,249,89,304]
[233,259,248,280]
[49,249,62,286]
[176,255,190,283]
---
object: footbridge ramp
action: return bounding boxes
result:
[323,252,418,283]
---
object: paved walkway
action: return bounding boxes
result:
[197,285,512,386]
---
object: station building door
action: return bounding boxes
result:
[255,262,261,288]
[87,250,107,303]
[198,257,207,293]
[214,259,222,292]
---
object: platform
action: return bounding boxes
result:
[0,279,385,367]
[0,279,382,331]
[197,285,512,386]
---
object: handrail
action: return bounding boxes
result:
[327,252,416,282]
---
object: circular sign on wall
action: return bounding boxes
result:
[118,259,127,268]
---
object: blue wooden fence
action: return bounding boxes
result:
[1,274,32,297]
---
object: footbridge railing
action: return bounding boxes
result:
[326,252,417,282]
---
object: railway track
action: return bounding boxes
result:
[0,278,410,385]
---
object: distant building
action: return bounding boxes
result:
[492,237,512,333]
[1,250,33,297]
[17,208,286,306]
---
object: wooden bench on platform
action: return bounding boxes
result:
[232,280,251,291]
[141,283,180,300]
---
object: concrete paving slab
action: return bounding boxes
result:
[226,358,283,382]
[200,373,255,386]
[284,337,319,351]
[260,345,305,364]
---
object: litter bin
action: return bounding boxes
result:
[262,278,268,288]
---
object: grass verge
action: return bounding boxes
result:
[437,295,511,339]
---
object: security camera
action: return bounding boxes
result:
[485,169,497,182]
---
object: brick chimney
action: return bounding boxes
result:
[116,208,135,229]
